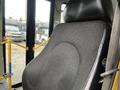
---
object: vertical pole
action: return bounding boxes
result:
[26,0,36,64]
[49,0,55,37]
[8,40,12,90]
[0,0,4,76]
[2,0,6,74]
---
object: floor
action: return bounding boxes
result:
[0,79,23,90]
[0,80,7,90]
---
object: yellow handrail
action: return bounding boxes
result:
[0,75,4,80]
[112,61,120,90]
[0,38,12,90]
[0,37,49,90]
[5,37,28,50]
[11,41,28,50]
[7,39,12,90]
[0,37,28,90]
[33,39,49,51]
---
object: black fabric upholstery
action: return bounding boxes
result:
[65,0,113,22]
[118,0,120,7]
[22,21,109,90]
[118,0,120,4]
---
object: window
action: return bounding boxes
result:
[6,25,20,32]
[35,0,50,57]
[5,0,26,85]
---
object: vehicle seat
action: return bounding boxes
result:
[22,0,113,90]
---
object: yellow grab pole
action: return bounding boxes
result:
[112,62,120,90]
[0,37,12,90]
[8,40,12,90]
[118,62,120,90]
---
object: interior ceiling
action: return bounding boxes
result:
[46,0,69,3]
[60,0,69,3]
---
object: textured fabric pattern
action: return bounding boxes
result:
[22,21,106,90]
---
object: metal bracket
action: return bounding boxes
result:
[3,73,13,79]
[100,68,120,78]
[0,73,13,81]
[99,68,120,83]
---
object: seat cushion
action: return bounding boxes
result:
[22,21,107,90]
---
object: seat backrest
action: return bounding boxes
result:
[22,0,113,90]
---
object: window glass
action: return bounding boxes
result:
[35,0,50,57]
[6,25,19,32]
[5,0,26,85]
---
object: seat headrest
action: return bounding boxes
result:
[64,0,113,23]
[118,0,120,5]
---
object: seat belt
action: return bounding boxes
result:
[101,1,120,90]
